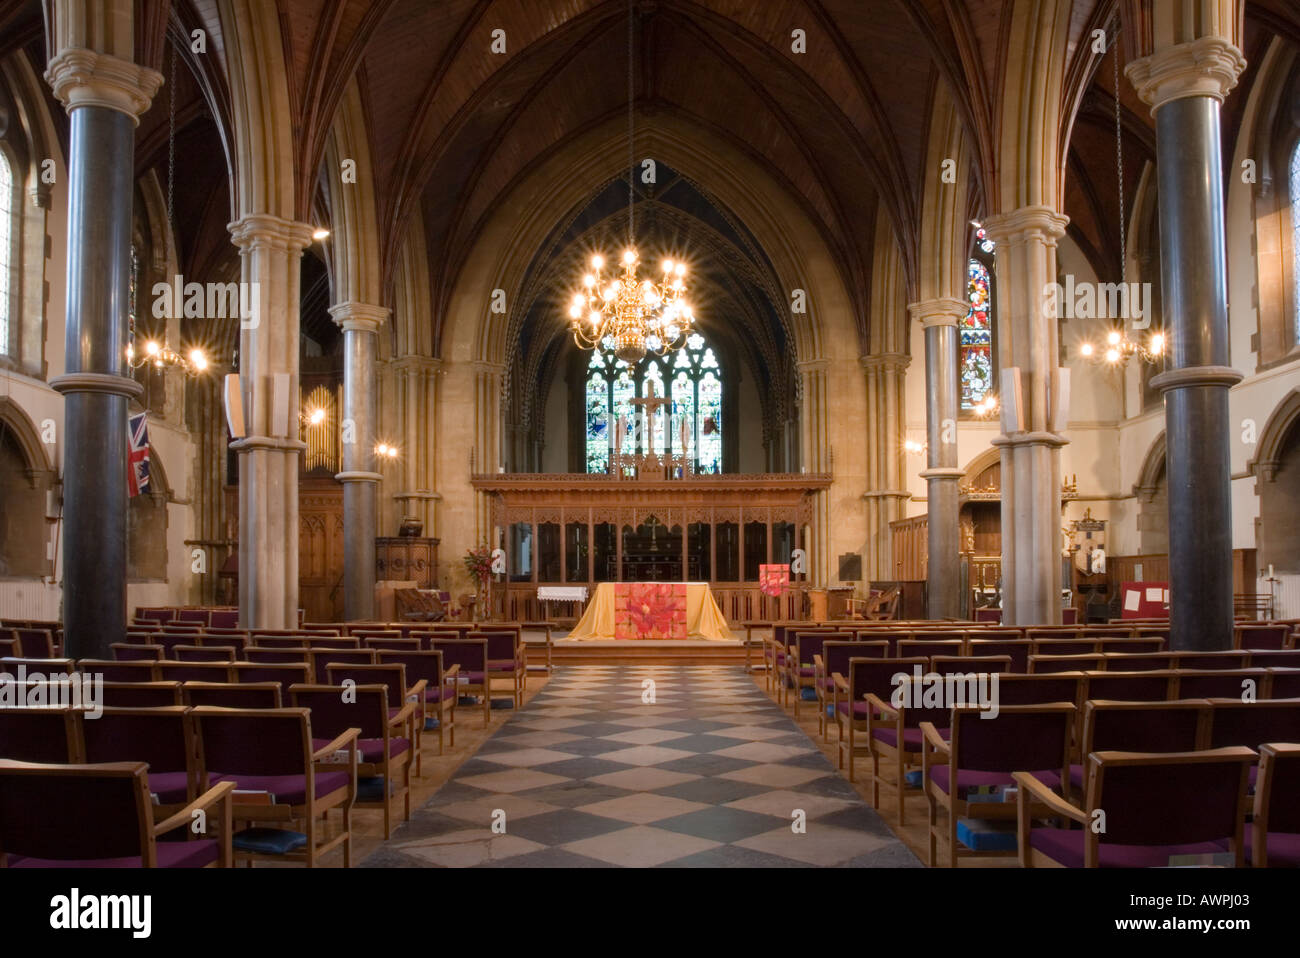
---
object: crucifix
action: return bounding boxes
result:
[628,381,672,455]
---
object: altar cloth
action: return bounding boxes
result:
[566,582,732,640]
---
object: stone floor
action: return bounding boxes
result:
[362,665,919,867]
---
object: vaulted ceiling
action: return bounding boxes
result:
[2,0,1300,357]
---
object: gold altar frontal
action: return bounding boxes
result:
[567,582,732,641]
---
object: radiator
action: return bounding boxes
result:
[0,582,61,621]
[1258,574,1300,620]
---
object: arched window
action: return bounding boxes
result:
[0,149,13,356]
[960,226,996,413]
[585,333,723,474]
[1291,140,1300,343]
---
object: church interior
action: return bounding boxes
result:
[2,0,1300,881]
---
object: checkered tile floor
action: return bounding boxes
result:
[363,666,919,867]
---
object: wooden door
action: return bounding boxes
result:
[299,480,344,622]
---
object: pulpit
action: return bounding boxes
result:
[376,537,439,589]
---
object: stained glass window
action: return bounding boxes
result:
[960,227,996,412]
[1291,141,1300,342]
[585,332,723,473]
[0,150,11,355]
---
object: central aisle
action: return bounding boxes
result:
[364,666,919,867]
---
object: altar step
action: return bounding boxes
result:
[524,637,764,667]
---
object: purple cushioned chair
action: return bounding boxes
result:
[157,661,236,684]
[1030,638,1100,657]
[76,659,158,683]
[207,610,239,629]
[1098,638,1165,655]
[1236,625,1292,651]
[1173,669,1263,699]
[250,635,311,649]
[1205,698,1300,755]
[929,655,1012,676]
[80,706,206,814]
[1015,747,1255,868]
[376,649,458,754]
[814,640,889,741]
[1251,650,1300,668]
[309,647,375,683]
[1176,651,1251,671]
[866,672,962,826]
[471,631,526,710]
[922,703,1075,867]
[1029,653,1105,674]
[183,681,282,710]
[174,609,210,627]
[291,684,413,839]
[428,638,490,727]
[1100,651,1175,671]
[896,638,965,664]
[232,662,311,692]
[1267,668,1300,698]
[0,759,233,868]
[136,607,175,625]
[364,636,421,651]
[324,663,425,772]
[0,708,82,763]
[966,638,1033,673]
[173,645,236,663]
[192,707,357,867]
[309,636,362,650]
[1071,700,1210,796]
[243,646,312,665]
[1079,670,1174,703]
[13,628,56,658]
[1247,743,1300,867]
[785,632,838,718]
[833,656,928,786]
[100,681,184,708]
[111,643,165,661]
[974,608,1002,624]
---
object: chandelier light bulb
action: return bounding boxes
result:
[675,263,685,277]
[588,311,600,326]
[662,259,674,273]
[583,274,596,288]
[591,254,604,269]
[308,408,325,426]
[1107,330,1122,346]
[1080,342,1094,357]
[189,348,208,371]
[1150,333,1164,353]
[145,340,161,357]
[622,249,637,265]
[1105,347,1121,363]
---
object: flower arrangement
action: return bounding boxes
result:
[463,545,492,589]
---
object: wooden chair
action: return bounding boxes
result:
[966,638,1033,673]
[921,703,1075,867]
[1071,699,1211,798]
[232,662,311,693]
[291,683,414,839]
[1015,748,1255,868]
[1171,669,1269,699]
[1248,743,1300,867]
[0,759,234,868]
[309,647,376,684]
[377,650,458,754]
[111,643,165,661]
[0,707,83,762]
[472,630,527,710]
[833,656,927,785]
[192,707,357,867]
[99,681,184,708]
[183,681,283,709]
[428,637,490,727]
[244,646,313,665]
[156,661,236,684]
[814,639,889,741]
[76,659,159,683]
[324,663,425,774]
[79,706,206,818]
[865,672,959,825]
[173,645,237,662]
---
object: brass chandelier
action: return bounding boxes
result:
[567,0,695,364]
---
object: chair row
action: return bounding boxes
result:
[0,693,420,866]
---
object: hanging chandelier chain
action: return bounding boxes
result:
[627,0,634,246]
[1112,21,1126,289]
[168,43,177,231]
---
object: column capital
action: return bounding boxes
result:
[1149,365,1244,393]
[49,372,144,399]
[393,355,443,374]
[335,471,384,483]
[228,214,316,252]
[919,467,965,480]
[861,490,912,500]
[472,360,506,376]
[990,431,1069,449]
[1126,36,1246,114]
[45,48,162,124]
[796,357,830,373]
[907,298,968,328]
[329,301,390,333]
[859,352,911,372]
[982,207,1069,247]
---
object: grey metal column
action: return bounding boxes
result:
[50,106,142,658]
[1149,97,1242,651]
[913,301,966,619]
[333,303,386,621]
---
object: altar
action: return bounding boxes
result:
[567,582,732,640]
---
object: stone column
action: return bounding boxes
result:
[797,358,830,584]
[1128,35,1246,651]
[982,207,1070,626]
[45,47,161,657]
[909,299,967,619]
[331,302,388,621]
[393,356,442,542]
[228,214,315,629]
[860,353,911,582]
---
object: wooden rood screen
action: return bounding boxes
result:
[472,473,830,626]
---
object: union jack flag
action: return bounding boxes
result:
[128,413,150,497]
